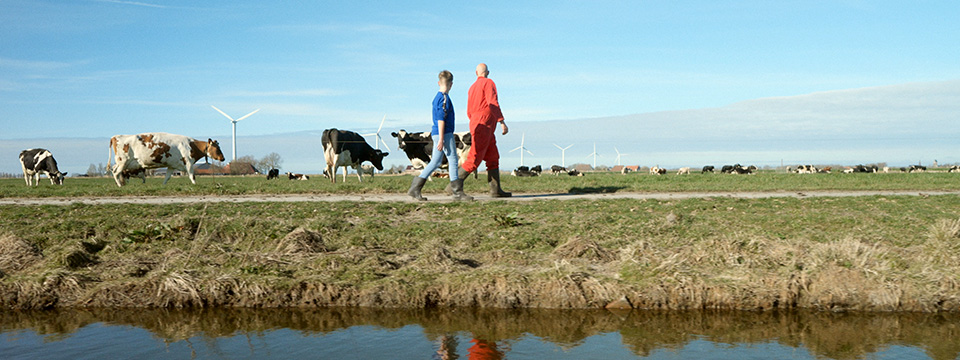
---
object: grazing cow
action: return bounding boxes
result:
[650,166,666,175]
[720,165,736,174]
[359,164,376,178]
[948,165,960,173]
[322,128,389,183]
[908,165,927,173]
[19,148,67,186]
[121,167,147,184]
[512,165,539,177]
[732,164,757,174]
[677,167,690,175]
[390,130,471,170]
[530,165,542,175]
[287,172,309,180]
[621,167,632,175]
[551,165,567,175]
[266,168,280,180]
[108,133,224,187]
[883,166,891,173]
[701,165,715,174]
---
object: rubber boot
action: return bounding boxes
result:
[408,176,428,201]
[487,169,512,197]
[450,178,474,201]
[445,168,470,195]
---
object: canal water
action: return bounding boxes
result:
[1,308,958,359]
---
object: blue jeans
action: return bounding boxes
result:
[418,134,459,181]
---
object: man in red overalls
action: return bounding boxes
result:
[459,63,511,197]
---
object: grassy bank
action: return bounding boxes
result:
[2,195,959,311]
[3,170,960,198]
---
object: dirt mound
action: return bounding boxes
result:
[552,236,614,261]
[0,234,41,274]
[276,227,327,254]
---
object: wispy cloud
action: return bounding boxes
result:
[93,0,168,9]
[0,57,78,71]
[222,89,343,98]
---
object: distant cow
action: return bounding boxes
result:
[287,172,309,180]
[19,148,66,186]
[551,165,567,175]
[121,167,147,184]
[908,165,927,173]
[732,164,757,174]
[567,169,584,176]
[322,128,389,183]
[677,167,690,175]
[390,130,471,170]
[108,133,224,187]
[512,165,539,177]
[266,169,280,180]
[949,166,960,173]
[720,165,736,174]
[359,164,376,178]
[701,166,714,174]
[650,166,666,175]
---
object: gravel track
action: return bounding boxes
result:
[2,190,959,205]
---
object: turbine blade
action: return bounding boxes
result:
[377,115,386,132]
[378,136,391,151]
[211,106,234,121]
[235,108,261,122]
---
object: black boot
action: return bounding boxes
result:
[450,178,474,201]
[408,176,428,201]
[487,169,512,197]
[445,168,470,195]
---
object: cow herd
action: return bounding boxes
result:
[15,128,958,187]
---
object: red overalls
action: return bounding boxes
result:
[462,76,504,173]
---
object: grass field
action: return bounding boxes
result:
[2,171,960,310]
[3,170,960,198]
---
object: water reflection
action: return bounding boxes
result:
[1,308,958,359]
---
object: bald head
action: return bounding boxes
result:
[476,63,489,78]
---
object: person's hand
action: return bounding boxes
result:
[500,121,509,135]
[436,141,444,151]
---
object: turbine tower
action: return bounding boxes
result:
[212,106,260,162]
[614,147,628,166]
[586,142,601,169]
[510,133,534,167]
[553,143,573,167]
[362,115,392,152]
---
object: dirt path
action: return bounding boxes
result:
[2,190,959,205]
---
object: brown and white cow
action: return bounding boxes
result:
[108,133,224,187]
[322,128,388,183]
[19,148,66,186]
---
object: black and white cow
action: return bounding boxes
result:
[390,130,471,170]
[551,165,567,175]
[266,169,280,180]
[322,128,389,183]
[512,165,540,177]
[701,165,715,173]
[732,164,758,174]
[19,148,66,186]
[287,172,309,180]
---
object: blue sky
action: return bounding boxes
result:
[2,1,959,174]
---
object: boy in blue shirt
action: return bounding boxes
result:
[408,70,473,201]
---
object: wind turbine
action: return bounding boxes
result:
[614,147,628,166]
[586,142,601,169]
[553,144,573,167]
[510,133,534,167]
[362,114,391,152]
[212,106,260,162]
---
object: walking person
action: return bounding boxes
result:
[458,63,511,197]
[408,70,473,201]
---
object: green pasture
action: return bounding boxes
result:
[2,170,959,198]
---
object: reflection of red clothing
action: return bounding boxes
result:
[468,339,503,360]
[463,77,504,173]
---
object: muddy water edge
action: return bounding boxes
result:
[1,196,960,311]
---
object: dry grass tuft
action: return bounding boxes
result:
[156,272,203,307]
[60,245,97,269]
[552,236,614,262]
[0,234,41,273]
[275,227,327,254]
[926,218,960,264]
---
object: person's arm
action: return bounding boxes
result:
[499,120,508,135]
[436,121,445,151]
